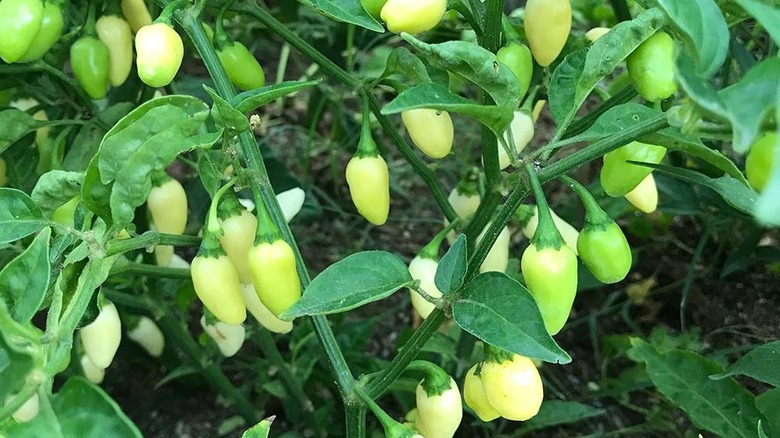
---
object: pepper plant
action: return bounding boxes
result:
[0,0,779,437]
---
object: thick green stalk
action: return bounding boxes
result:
[109,262,190,279]
[165,1,358,426]
[105,231,201,256]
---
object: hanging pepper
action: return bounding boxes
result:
[17,0,64,62]
[600,141,666,197]
[479,346,544,421]
[402,108,454,159]
[346,102,390,225]
[524,0,571,67]
[409,361,463,438]
[70,4,111,100]
[624,173,658,213]
[96,12,134,87]
[213,4,266,91]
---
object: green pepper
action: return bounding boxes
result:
[17,1,64,62]
[496,43,533,102]
[626,31,678,102]
[0,0,44,63]
[70,36,111,99]
[217,41,266,91]
[600,141,666,197]
[746,133,777,193]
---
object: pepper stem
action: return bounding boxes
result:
[417,219,460,260]
[206,179,237,237]
[559,175,612,229]
[253,194,281,245]
[525,163,564,250]
[155,0,188,25]
[84,0,98,35]
[484,343,515,364]
[406,360,451,397]
[356,92,379,157]
[214,0,237,49]
[353,386,415,438]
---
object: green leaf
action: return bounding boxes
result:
[382,83,514,144]
[280,251,414,320]
[549,8,665,128]
[434,234,467,294]
[452,272,571,364]
[0,228,51,323]
[82,95,216,227]
[380,47,431,84]
[720,58,780,153]
[0,189,47,244]
[241,417,274,438]
[0,298,44,406]
[63,103,134,172]
[756,388,780,437]
[654,0,729,78]
[642,163,757,215]
[298,0,383,32]
[233,80,320,114]
[31,171,84,217]
[734,0,780,45]
[517,401,606,434]
[628,339,763,438]
[205,86,250,136]
[0,109,38,154]
[401,35,520,109]
[5,377,142,437]
[711,340,780,387]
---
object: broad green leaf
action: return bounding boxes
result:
[0,189,47,244]
[654,0,729,78]
[382,83,514,144]
[298,0,383,33]
[233,80,321,114]
[205,86,250,136]
[434,234,467,294]
[734,0,780,45]
[549,8,665,128]
[720,58,780,153]
[452,272,571,364]
[4,377,142,437]
[0,228,51,323]
[241,417,274,438]
[401,35,521,109]
[0,299,44,408]
[63,103,134,171]
[754,86,780,226]
[643,163,757,215]
[31,171,84,217]
[517,401,606,433]
[628,339,763,438]
[756,388,780,437]
[280,251,414,320]
[569,103,746,183]
[711,340,780,387]
[0,109,38,154]
[380,47,431,84]
[674,56,729,122]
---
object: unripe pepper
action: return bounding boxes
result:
[478,224,511,274]
[480,349,543,421]
[241,284,293,334]
[746,133,777,192]
[624,173,658,213]
[463,364,500,422]
[121,0,152,33]
[499,110,534,169]
[70,36,111,99]
[524,0,571,67]
[347,112,390,225]
[518,204,579,255]
[191,251,247,325]
[200,314,245,357]
[51,196,80,228]
[585,27,610,43]
[0,0,44,63]
[445,177,480,243]
[411,361,463,438]
[96,15,134,87]
[11,394,39,423]
[600,141,666,197]
[496,43,533,102]
[408,228,449,319]
[626,32,677,102]
[80,354,105,384]
[79,300,122,369]
[402,108,453,159]
[126,315,165,357]
[147,176,188,267]
[563,175,632,284]
[247,238,302,317]
[218,195,258,284]
[135,22,184,87]
[212,7,266,91]
[380,0,447,34]
[18,1,64,62]
[520,164,578,335]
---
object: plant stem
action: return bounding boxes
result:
[109,261,191,279]
[105,231,201,256]
[609,0,632,22]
